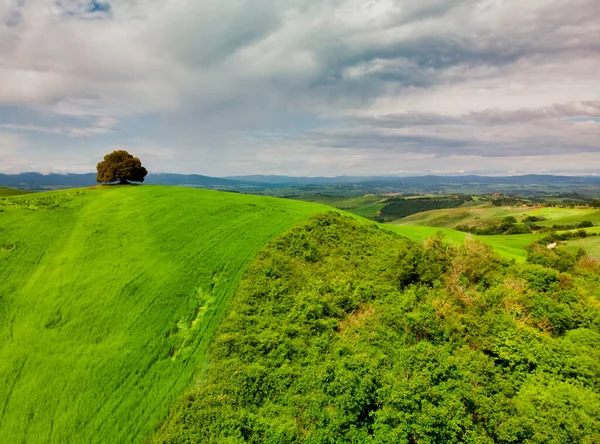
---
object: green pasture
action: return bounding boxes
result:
[530,208,600,226]
[386,224,539,261]
[289,194,385,219]
[393,203,531,227]
[385,224,468,245]
[0,187,33,197]
[396,203,599,228]
[563,237,600,258]
[0,186,327,444]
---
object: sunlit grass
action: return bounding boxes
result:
[0,186,327,444]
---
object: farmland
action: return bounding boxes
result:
[392,204,600,260]
[0,186,327,443]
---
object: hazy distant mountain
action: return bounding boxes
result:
[2,172,599,192]
[0,173,98,190]
[0,172,268,191]
[227,174,600,186]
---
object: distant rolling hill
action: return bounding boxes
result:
[228,174,600,186]
[0,187,34,197]
[0,186,328,443]
[0,172,270,191]
[3,172,600,193]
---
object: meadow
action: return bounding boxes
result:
[0,186,327,443]
[288,194,385,219]
[2,184,599,443]
[391,203,600,260]
[0,187,33,197]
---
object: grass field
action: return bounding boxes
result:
[389,204,600,260]
[288,194,385,219]
[564,237,600,257]
[0,186,327,444]
[0,187,33,197]
[395,203,600,228]
[385,225,539,261]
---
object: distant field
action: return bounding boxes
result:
[530,208,600,226]
[386,224,539,261]
[0,187,33,197]
[394,203,542,227]
[564,237,600,257]
[385,224,468,245]
[288,194,385,219]
[389,204,600,260]
[0,186,327,443]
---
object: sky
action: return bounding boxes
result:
[0,0,599,177]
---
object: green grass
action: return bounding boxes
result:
[476,233,541,261]
[531,208,600,226]
[563,237,600,258]
[0,187,33,197]
[385,225,540,261]
[385,224,468,245]
[389,204,600,261]
[396,204,600,229]
[0,186,328,444]
[288,194,385,219]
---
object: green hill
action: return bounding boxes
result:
[0,186,328,443]
[395,203,600,229]
[0,187,33,197]
[390,204,600,261]
[154,212,600,443]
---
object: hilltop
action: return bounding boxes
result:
[0,186,328,443]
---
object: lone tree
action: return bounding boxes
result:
[96,150,148,185]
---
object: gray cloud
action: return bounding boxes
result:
[0,0,599,175]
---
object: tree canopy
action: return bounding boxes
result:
[96,150,148,184]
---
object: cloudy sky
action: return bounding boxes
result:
[0,0,599,176]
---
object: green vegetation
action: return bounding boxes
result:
[288,194,474,222]
[391,204,600,261]
[0,186,328,443]
[0,187,33,197]
[287,194,385,219]
[378,195,473,222]
[155,212,600,443]
[96,150,148,184]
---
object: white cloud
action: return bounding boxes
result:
[0,0,599,175]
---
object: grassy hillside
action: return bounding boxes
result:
[391,204,600,261]
[155,212,600,443]
[384,225,539,262]
[395,203,600,229]
[0,186,327,443]
[288,194,385,219]
[0,187,33,197]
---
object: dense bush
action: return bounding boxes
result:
[155,213,600,443]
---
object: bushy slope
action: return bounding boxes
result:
[0,186,327,443]
[155,213,600,443]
